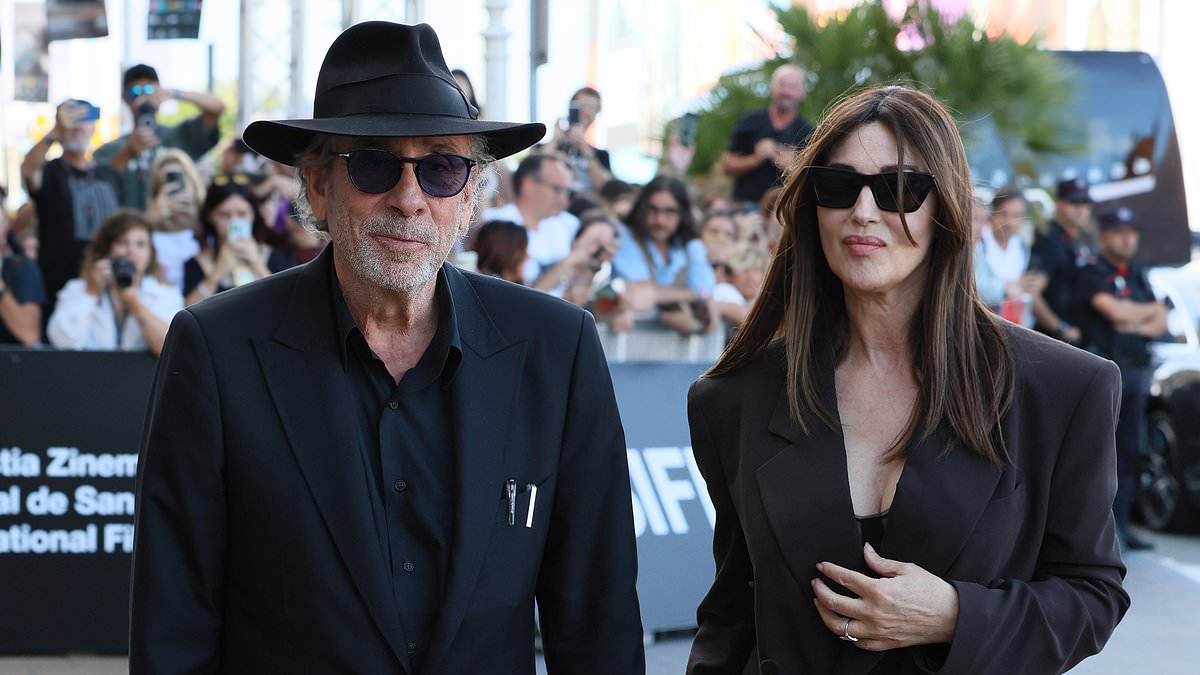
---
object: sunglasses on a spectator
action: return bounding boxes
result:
[334,149,477,198]
[125,84,156,100]
[805,166,936,213]
[212,172,254,187]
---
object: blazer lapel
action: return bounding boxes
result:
[423,266,527,674]
[754,349,863,674]
[879,425,1003,577]
[253,248,411,669]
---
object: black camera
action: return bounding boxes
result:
[136,102,158,135]
[111,257,137,289]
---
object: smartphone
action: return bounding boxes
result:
[567,104,581,127]
[677,112,700,146]
[227,218,253,240]
[163,169,185,196]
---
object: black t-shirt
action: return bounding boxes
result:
[1077,256,1157,367]
[727,108,813,203]
[0,255,47,345]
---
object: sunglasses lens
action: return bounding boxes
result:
[346,149,403,194]
[416,154,472,197]
[809,167,934,213]
[876,172,935,213]
[809,168,861,209]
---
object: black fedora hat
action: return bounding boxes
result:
[243,22,545,165]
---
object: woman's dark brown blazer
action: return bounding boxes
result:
[686,325,1130,674]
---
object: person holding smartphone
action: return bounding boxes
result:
[144,150,206,292]
[20,98,122,310]
[47,209,182,356]
[547,87,613,196]
[93,63,226,210]
[182,178,295,305]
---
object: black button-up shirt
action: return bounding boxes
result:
[331,265,462,671]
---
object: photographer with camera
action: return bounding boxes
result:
[93,64,225,210]
[47,209,183,356]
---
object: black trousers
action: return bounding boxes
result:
[1113,366,1151,530]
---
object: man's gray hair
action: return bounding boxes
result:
[293,134,495,238]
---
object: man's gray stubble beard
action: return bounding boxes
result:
[347,195,472,292]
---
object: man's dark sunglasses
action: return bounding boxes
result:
[805,166,936,213]
[334,149,477,198]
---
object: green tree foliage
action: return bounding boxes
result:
[683,2,1076,181]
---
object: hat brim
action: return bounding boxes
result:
[243,114,547,165]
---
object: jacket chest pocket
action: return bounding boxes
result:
[493,473,555,529]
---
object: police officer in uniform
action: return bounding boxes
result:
[1078,207,1167,551]
[1030,177,1094,343]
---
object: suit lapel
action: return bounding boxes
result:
[253,248,411,669]
[879,425,1003,576]
[754,349,862,674]
[754,346,1004,674]
[423,266,527,675]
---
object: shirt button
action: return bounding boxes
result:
[388,400,399,410]
[403,560,415,573]
[407,641,417,654]
[393,479,407,493]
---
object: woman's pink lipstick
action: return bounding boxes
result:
[843,235,886,256]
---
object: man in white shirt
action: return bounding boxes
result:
[482,154,579,284]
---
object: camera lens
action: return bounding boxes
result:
[111,257,136,289]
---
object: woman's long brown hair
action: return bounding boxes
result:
[710,85,1013,465]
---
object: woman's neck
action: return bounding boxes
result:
[841,281,923,370]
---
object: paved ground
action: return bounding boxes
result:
[4,526,1197,675]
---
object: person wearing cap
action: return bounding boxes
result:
[1077,206,1166,551]
[93,63,226,210]
[20,98,122,313]
[1029,177,1095,343]
[130,22,644,675]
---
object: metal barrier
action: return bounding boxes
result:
[598,320,725,363]
[0,349,713,653]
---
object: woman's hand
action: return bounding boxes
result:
[225,237,259,264]
[811,543,959,651]
[84,259,112,296]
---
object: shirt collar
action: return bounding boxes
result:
[330,261,463,387]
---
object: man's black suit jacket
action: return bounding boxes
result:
[130,246,645,674]
[686,325,1130,675]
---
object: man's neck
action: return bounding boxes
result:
[334,249,439,379]
[767,103,797,129]
[1101,251,1129,268]
[62,151,91,170]
[990,228,1012,250]
[515,199,544,231]
[1057,219,1081,240]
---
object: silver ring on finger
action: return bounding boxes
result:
[840,617,859,643]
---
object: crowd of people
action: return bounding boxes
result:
[0,60,1175,432]
[0,64,802,353]
[5,20,1150,672]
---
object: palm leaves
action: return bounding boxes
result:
[684,3,1076,181]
